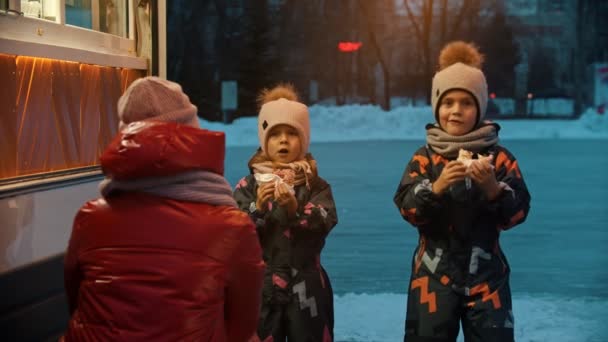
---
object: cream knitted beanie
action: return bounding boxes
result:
[431,41,487,126]
[257,85,310,159]
[118,76,199,130]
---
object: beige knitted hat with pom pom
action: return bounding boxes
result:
[431,41,487,126]
[257,84,310,159]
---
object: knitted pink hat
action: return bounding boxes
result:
[257,85,310,159]
[118,76,199,130]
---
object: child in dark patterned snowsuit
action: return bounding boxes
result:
[233,84,338,342]
[394,42,531,342]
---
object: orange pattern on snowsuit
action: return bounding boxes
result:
[495,151,521,178]
[467,283,501,309]
[432,154,448,166]
[411,276,437,313]
[400,207,428,226]
[498,209,526,230]
[412,155,430,174]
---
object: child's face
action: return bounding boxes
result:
[266,124,302,163]
[438,90,478,136]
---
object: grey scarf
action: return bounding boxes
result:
[99,170,237,207]
[426,122,500,158]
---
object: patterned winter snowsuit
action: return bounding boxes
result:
[234,153,338,342]
[394,144,530,342]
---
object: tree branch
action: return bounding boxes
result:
[358,0,390,110]
[449,0,471,40]
[402,0,424,48]
[440,0,447,43]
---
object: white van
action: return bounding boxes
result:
[0,1,166,339]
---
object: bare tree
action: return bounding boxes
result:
[271,1,336,103]
[358,1,391,110]
[401,0,481,102]
[573,0,587,116]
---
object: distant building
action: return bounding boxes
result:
[506,0,576,97]
[505,0,608,113]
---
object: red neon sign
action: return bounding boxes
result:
[338,41,362,52]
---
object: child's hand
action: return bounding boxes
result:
[433,161,468,195]
[256,182,275,212]
[275,183,297,218]
[469,159,501,201]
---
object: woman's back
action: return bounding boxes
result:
[63,191,260,341]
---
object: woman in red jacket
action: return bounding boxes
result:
[62,77,264,342]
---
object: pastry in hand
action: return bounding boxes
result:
[456,149,493,190]
[273,169,296,186]
[254,170,296,199]
[457,149,493,168]
[457,149,474,167]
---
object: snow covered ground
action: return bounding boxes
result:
[334,293,607,342]
[200,105,608,146]
[211,104,608,342]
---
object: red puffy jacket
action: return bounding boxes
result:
[62,122,264,342]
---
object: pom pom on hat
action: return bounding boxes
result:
[432,41,488,126]
[118,76,199,130]
[439,41,484,70]
[257,84,310,159]
[257,83,299,107]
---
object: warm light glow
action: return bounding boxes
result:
[338,42,363,53]
[0,53,143,180]
[490,92,496,99]
[527,93,534,99]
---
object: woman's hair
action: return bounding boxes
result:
[257,83,299,110]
